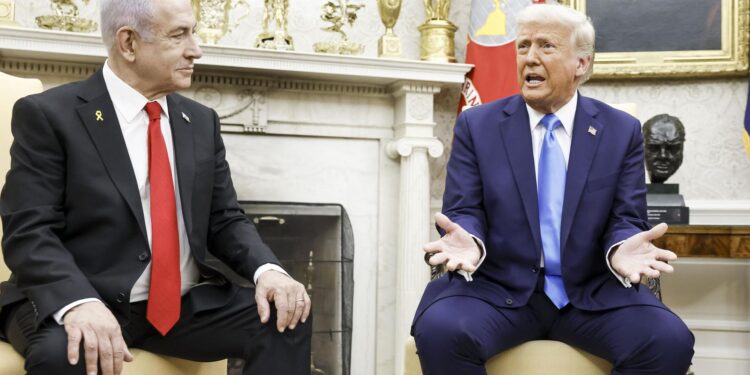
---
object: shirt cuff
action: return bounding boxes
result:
[606,240,632,288]
[253,263,289,285]
[457,236,486,282]
[52,298,103,325]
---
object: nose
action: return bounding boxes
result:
[523,45,540,65]
[187,33,203,60]
[658,146,668,158]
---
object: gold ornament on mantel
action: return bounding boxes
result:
[419,0,457,63]
[255,0,294,51]
[313,0,365,55]
[377,0,402,58]
[192,0,250,45]
[35,0,98,33]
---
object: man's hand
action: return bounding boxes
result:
[255,270,311,333]
[610,223,678,284]
[423,213,481,273]
[63,301,133,375]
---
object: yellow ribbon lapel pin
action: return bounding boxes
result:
[95,110,104,122]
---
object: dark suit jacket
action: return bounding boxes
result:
[414,94,663,326]
[0,69,279,331]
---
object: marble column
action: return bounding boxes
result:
[387,82,444,375]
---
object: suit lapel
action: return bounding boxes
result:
[560,95,603,253]
[76,70,148,240]
[167,95,195,235]
[499,97,543,252]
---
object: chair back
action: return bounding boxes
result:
[0,71,43,280]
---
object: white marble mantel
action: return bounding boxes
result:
[0,26,472,375]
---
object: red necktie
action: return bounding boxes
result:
[144,102,181,336]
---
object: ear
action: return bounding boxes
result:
[114,27,138,63]
[575,55,592,78]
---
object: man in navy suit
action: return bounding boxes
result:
[412,4,693,375]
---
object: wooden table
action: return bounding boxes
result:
[652,225,750,258]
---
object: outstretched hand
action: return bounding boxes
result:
[610,223,677,284]
[423,213,481,273]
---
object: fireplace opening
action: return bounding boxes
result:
[216,202,354,375]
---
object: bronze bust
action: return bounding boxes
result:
[642,114,685,184]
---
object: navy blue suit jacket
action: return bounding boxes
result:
[414,94,664,326]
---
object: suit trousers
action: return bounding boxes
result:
[412,273,694,375]
[2,284,312,375]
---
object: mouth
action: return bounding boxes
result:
[524,72,545,86]
[178,66,195,73]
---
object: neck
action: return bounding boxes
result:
[106,58,164,100]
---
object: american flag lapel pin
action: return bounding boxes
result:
[588,126,597,136]
[181,112,191,123]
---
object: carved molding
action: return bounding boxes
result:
[386,137,444,159]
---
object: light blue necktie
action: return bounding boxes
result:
[538,113,569,309]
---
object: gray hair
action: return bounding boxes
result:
[100,0,156,50]
[516,3,596,83]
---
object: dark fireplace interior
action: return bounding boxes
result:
[217,202,353,375]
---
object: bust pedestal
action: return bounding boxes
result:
[646,183,689,224]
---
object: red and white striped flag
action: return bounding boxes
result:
[460,0,545,111]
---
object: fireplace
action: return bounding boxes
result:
[241,202,353,375]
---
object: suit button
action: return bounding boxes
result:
[505,298,513,305]
[531,266,539,273]
[138,252,150,262]
[116,292,127,303]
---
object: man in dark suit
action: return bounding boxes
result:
[0,0,311,374]
[412,4,693,375]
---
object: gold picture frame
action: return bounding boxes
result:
[560,0,749,79]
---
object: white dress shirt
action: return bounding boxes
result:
[53,62,285,323]
[460,93,630,287]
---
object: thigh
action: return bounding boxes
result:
[131,285,311,365]
[550,305,694,375]
[413,296,545,366]
[5,301,86,375]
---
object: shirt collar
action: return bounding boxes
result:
[526,91,578,135]
[102,60,169,124]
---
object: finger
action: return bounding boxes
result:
[124,346,134,362]
[423,239,446,253]
[643,223,668,241]
[82,329,99,375]
[628,272,641,284]
[649,260,674,274]
[67,327,83,365]
[434,212,458,233]
[301,292,311,324]
[428,252,449,266]
[642,266,661,279]
[460,261,477,273]
[255,290,271,324]
[445,257,461,272]
[274,291,290,333]
[285,289,297,329]
[98,336,114,375]
[111,335,126,375]
[654,248,677,262]
[289,293,305,330]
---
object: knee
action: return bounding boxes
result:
[24,330,84,375]
[633,315,694,374]
[413,303,484,361]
